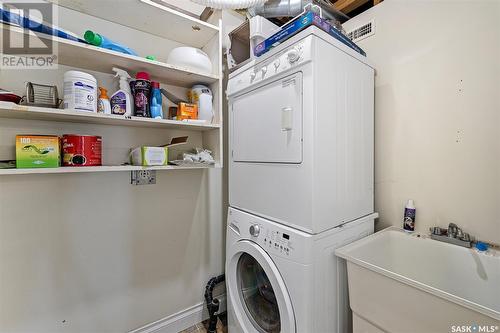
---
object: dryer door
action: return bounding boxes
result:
[227,240,295,333]
[231,72,303,164]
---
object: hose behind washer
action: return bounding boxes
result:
[204,274,225,333]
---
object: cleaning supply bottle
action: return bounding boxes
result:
[403,199,416,232]
[150,96,163,119]
[110,67,133,116]
[132,72,151,117]
[84,30,138,56]
[189,85,213,122]
[150,81,163,119]
[97,87,111,114]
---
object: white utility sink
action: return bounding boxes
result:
[336,227,500,333]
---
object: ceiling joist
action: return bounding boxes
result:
[333,0,383,16]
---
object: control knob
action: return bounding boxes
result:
[249,224,260,237]
[287,48,300,63]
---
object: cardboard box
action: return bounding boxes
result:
[131,146,168,166]
[254,11,366,57]
[177,102,198,120]
[130,136,188,166]
[16,135,60,168]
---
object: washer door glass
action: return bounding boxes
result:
[237,253,281,333]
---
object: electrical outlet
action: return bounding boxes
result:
[131,170,156,185]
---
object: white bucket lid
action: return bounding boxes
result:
[64,70,97,83]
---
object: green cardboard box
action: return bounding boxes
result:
[16,135,60,168]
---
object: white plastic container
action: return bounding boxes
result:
[63,70,97,112]
[249,16,279,59]
[189,85,213,122]
[167,47,212,73]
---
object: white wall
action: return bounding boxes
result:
[0,5,227,333]
[344,0,500,243]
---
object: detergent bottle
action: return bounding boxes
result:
[131,72,151,117]
[110,68,133,116]
[150,82,163,119]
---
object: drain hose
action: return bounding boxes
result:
[204,274,225,333]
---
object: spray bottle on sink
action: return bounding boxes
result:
[110,67,133,116]
[403,199,416,232]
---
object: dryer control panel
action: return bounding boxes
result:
[227,37,312,96]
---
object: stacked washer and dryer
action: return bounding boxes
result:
[226,25,377,333]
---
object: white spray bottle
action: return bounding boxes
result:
[110,67,132,116]
[403,199,416,232]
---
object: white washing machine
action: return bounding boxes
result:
[227,26,375,234]
[226,207,377,333]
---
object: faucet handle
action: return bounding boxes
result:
[430,227,444,235]
[448,223,458,238]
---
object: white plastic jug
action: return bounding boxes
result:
[189,85,213,122]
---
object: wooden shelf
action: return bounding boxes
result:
[333,0,383,15]
[0,4,224,172]
[0,102,220,131]
[0,164,220,176]
[48,0,219,48]
[1,24,219,86]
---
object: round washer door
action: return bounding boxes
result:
[227,240,295,333]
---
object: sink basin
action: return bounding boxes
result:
[336,227,500,332]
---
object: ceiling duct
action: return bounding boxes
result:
[247,0,349,23]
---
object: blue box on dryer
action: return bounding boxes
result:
[253,10,366,58]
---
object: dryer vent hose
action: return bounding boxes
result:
[204,274,225,333]
[190,0,268,9]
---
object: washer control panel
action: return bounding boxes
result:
[263,229,293,256]
[228,37,311,96]
[248,223,295,257]
[229,208,311,262]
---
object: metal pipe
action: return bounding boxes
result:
[248,0,349,22]
[190,0,269,9]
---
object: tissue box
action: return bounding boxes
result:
[130,146,168,166]
[16,135,60,168]
[130,136,188,166]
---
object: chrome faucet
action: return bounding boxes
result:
[430,223,472,248]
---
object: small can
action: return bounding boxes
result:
[62,134,102,166]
